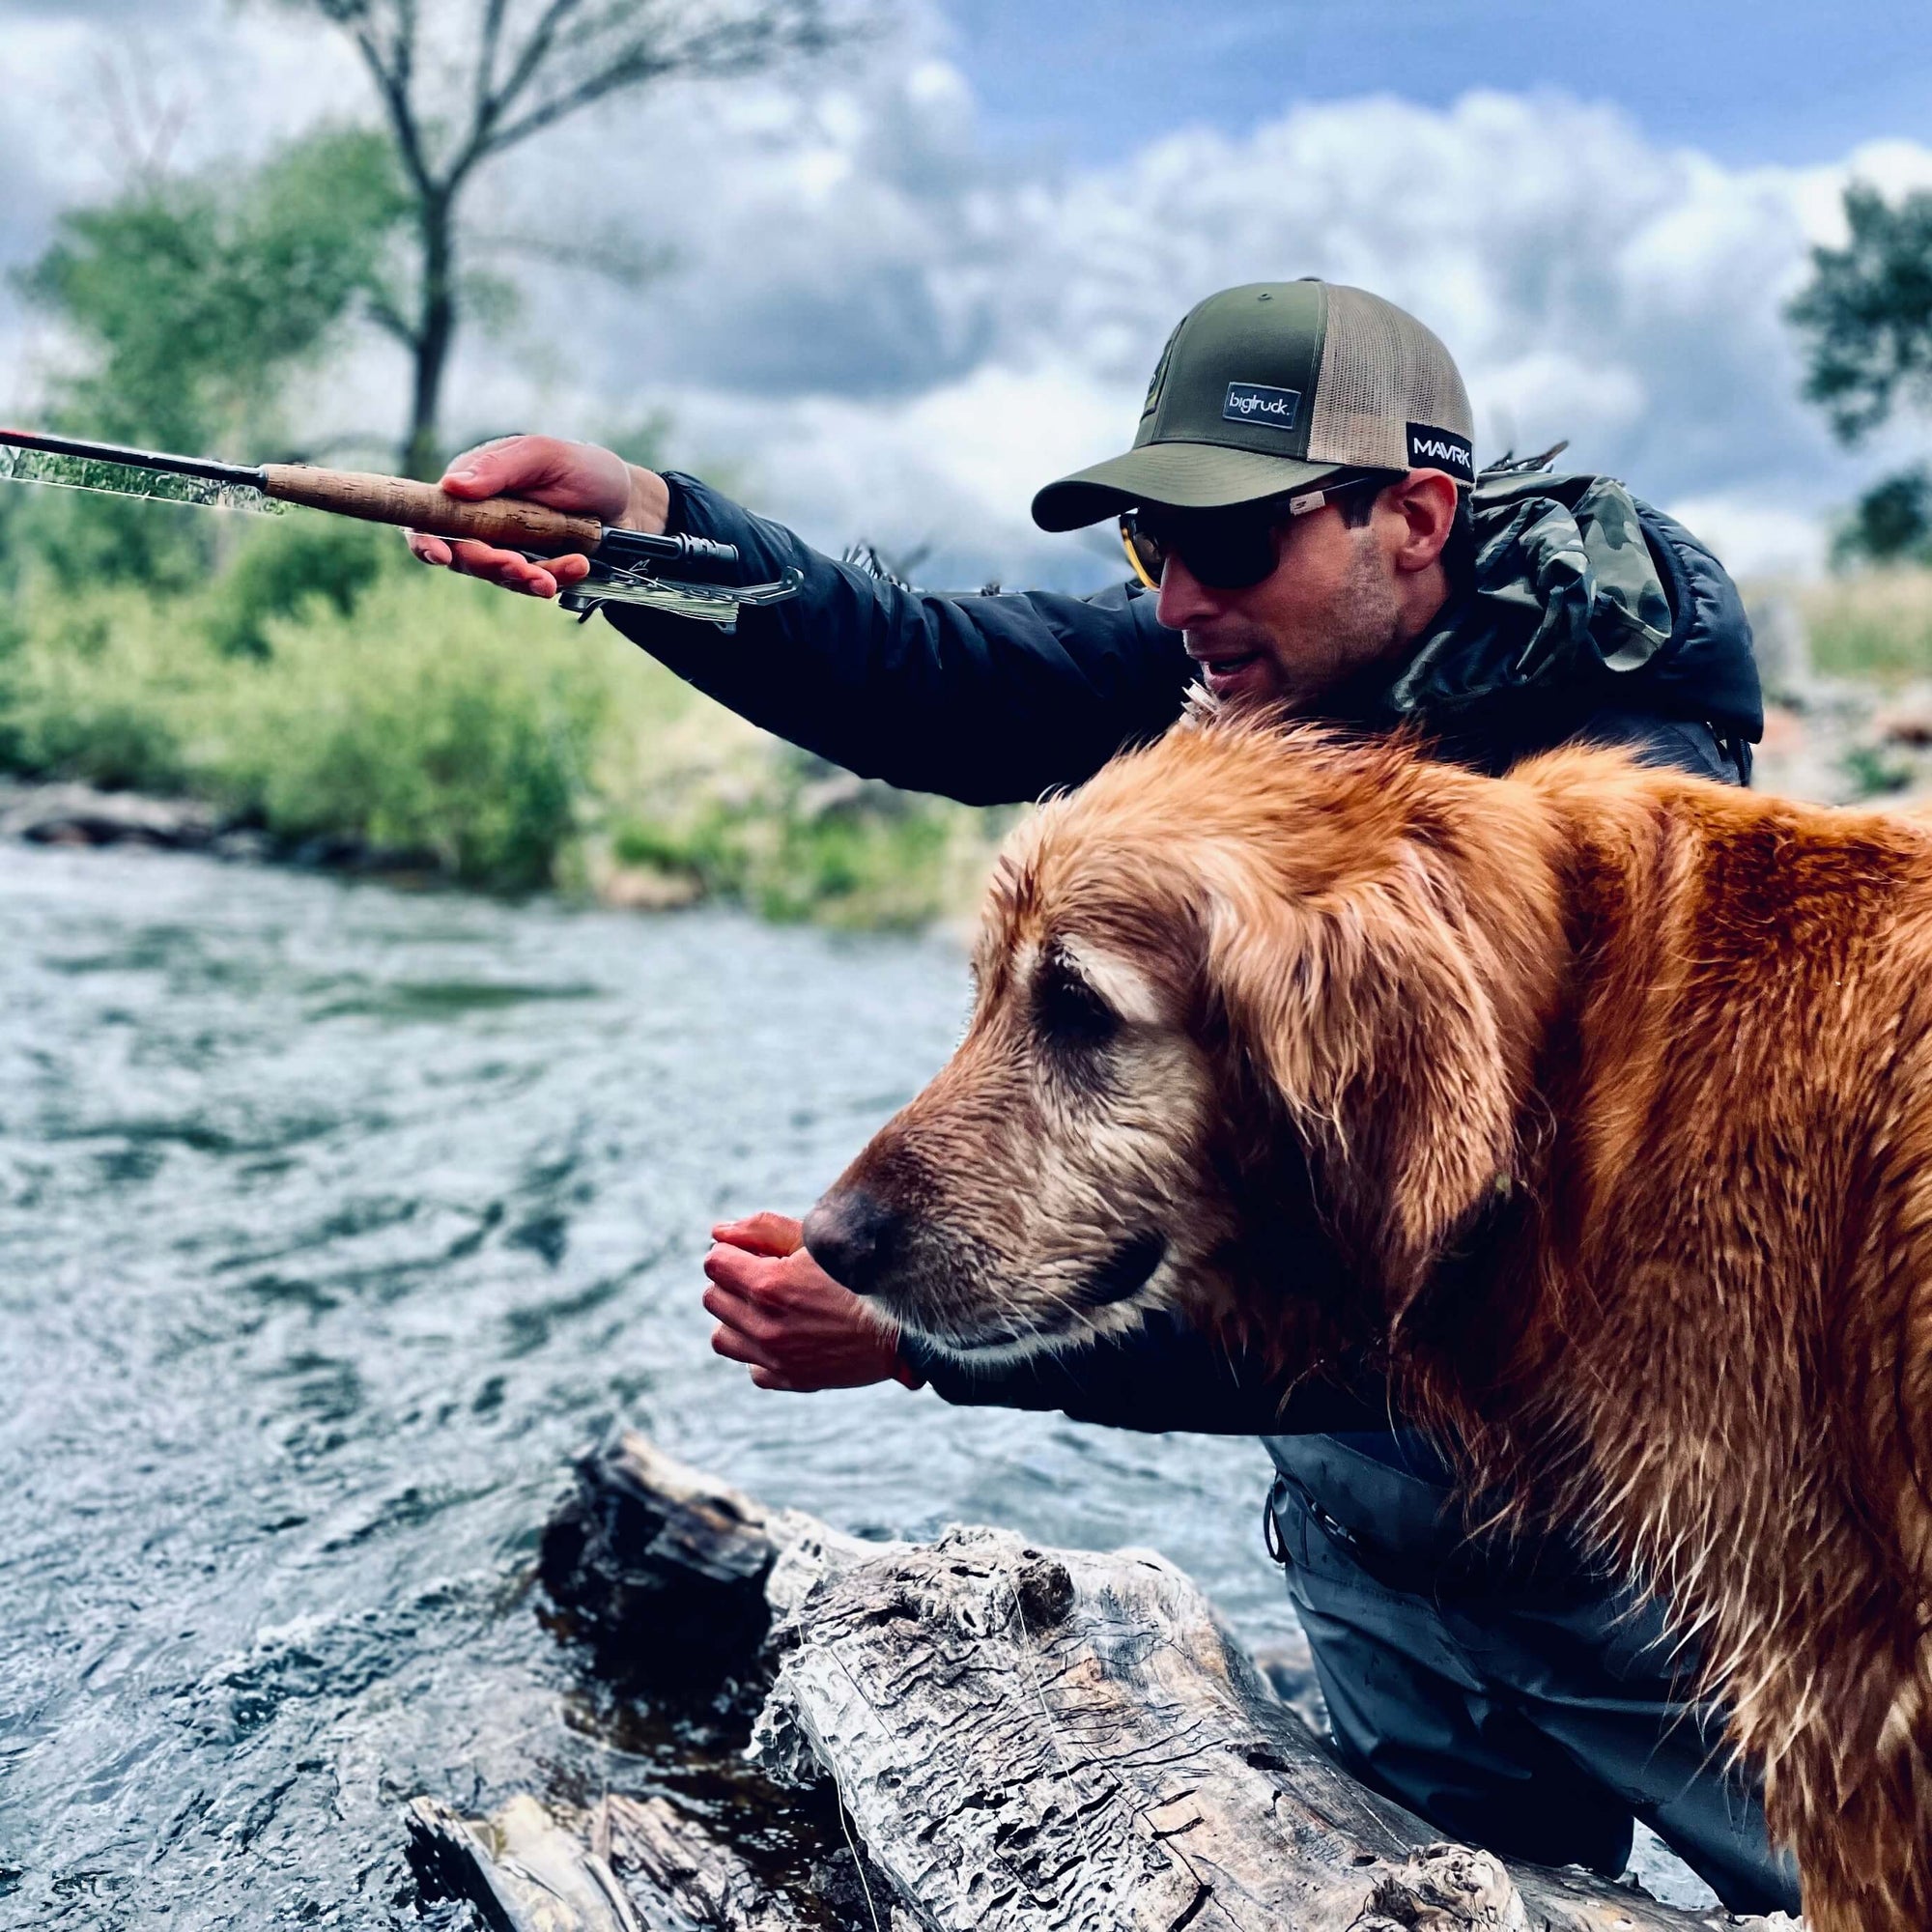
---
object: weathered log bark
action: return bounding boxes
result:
[408,1793,645,1932]
[421,1433,1802,1931]
[407,1790,810,1932]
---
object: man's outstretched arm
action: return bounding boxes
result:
[408,437,1194,806]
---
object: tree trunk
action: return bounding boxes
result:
[404,195,457,479]
[412,1433,1803,1932]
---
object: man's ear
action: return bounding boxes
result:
[1386,469,1461,576]
[1205,860,1522,1314]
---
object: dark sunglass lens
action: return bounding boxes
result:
[1122,509,1279,590]
[1185,520,1278,588]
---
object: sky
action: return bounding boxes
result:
[2,0,1930,587]
[943,2,1932,171]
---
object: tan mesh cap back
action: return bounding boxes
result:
[1308,284,1474,476]
[1032,279,1477,530]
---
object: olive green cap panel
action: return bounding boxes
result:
[1030,275,1477,531]
[1307,284,1474,471]
[1029,442,1347,532]
[1133,281,1328,461]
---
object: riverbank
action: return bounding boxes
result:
[0,556,1009,926]
[7,549,1932,926]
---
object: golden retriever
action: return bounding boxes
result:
[803,714,1932,1931]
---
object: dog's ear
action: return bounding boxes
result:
[1205,852,1527,1316]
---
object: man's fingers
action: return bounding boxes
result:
[405,527,597,599]
[704,1243,780,1298]
[446,541,558,597]
[749,1367,802,1392]
[710,1322,779,1371]
[711,1211,804,1258]
[701,1280,779,1345]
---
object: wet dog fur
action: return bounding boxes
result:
[805,714,1932,1929]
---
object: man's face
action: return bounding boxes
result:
[1151,500,1406,713]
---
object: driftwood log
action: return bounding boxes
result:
[411,1432,1802,1932]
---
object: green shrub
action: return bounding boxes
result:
[203,515,390,659]
[1,572,600,889]
[204,575,602,888]
[0,586,195,790]
[0,560,1007,922]
[611,782,987,929]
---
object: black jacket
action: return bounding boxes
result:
[608,469,1761,1446]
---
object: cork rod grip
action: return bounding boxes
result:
[259,465,606,555]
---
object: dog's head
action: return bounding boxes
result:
[804,719,1559,1366]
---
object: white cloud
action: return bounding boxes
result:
[2,8,1930,584]
[1662,495,1831,582]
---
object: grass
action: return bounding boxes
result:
[0,527,1008,922]
[1799,568,1932,683]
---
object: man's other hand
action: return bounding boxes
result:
[703,1211,923,1393]
[404,434,671,599]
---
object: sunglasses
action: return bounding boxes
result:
[1119,474,1380,592]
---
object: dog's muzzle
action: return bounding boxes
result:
[803,1187,904,1296]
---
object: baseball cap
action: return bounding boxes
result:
[1031,280,1476,532]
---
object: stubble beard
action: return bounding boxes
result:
[1276,531,1406,714]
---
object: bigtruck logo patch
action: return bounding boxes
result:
[1406,422,1475,482]
[1224,382,1301,429]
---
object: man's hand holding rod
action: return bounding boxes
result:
[407,435,671,600]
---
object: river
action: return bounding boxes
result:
[0,843,1306,1929]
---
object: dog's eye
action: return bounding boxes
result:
[1035,964,1117,1048]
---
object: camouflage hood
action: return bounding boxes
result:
[1359,469,1762,750]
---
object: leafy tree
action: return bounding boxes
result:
[276,0,847,476]
[22,125,409,457]
[1829,466,1932,571]
[1790,183,1932,566]
[10,127,410,587]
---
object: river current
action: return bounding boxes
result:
[0,843,1305,1928]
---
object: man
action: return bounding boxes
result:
[410,280,1793,1911]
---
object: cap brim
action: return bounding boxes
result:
[1031,441,1348,532]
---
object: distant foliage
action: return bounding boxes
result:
[1790,185,1932,445]
[7,126,409,588]
[19,126,408,457]
[1801,566,1932,682]
[1831,467,1932,570]
[204,518,393,659]
[0,566,1002,916]
[1790,183,1932,569]
[0,572,601,890]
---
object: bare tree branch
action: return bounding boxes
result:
[477,0,586,145]
[270,0,856,469]
[473,0,511,126]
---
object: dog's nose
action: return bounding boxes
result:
[803,1188,903,1295]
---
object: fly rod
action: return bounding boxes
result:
[0,427,802,627]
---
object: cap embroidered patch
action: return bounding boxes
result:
[1406,422,1475,482]
[1224,382,1301,429]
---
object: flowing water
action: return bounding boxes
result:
[0,843,1306,1929]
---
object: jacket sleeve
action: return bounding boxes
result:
[599,474,1195,806]
[899,1315,1388,1437]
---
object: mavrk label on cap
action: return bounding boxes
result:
[1224,382,1301,429]
[1406,422,1475,482]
